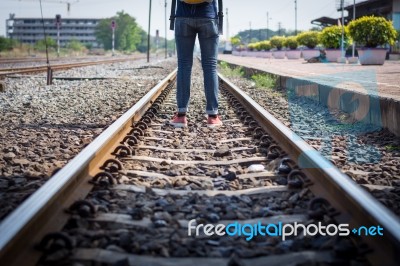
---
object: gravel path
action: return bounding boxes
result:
[0,58,177,221]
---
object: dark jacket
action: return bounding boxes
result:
[175,1,218,19]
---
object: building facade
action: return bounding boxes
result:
[6,14,101,47]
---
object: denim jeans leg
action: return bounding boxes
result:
[198,19,219,115]
[175,18,196,113]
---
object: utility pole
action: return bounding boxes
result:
[165,0,167,58]
[341,0,345,58]
[55,14,61,57]
[156,29,159,57]
[294,0,297,35]
[352,0,355,57]
[224,8,232,53]
[111,20,116,56]
[277,22,282,35]
[147,0,152,63]
[266,12,270,39]
[226,8,230,41]
[249,21,252,43]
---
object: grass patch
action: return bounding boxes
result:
[386,145,400,152]
[251,73,277,89]
[218,61,244,78]
[250,73,282,97]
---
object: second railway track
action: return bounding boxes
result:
[0,63,399,266]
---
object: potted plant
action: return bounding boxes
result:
[348,16,397,65]
[270,36,286,59]
[297,31,320,60]
[258,40,272,58]
[284,36,301,59]
[319,25,350,62]
[246,42,256,57]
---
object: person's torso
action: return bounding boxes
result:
[175,0,217,19]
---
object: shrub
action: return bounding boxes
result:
[259,40,271,51]
[297,31,319,49]
[319,25,350,49]
[270,36,285,50]
[348,16,397,48]
[66,39,86,52]
[34,37,57,51]
[247,42,257,51]
[284,36,298,50]
[0,37,18,51]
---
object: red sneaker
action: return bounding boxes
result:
[169,113,187,127]
[207,115,223,128]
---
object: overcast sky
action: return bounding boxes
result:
[1,0,355,40]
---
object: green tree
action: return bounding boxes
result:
[34,37,56,51]
[230,36,241,46]
[95,11,144,51]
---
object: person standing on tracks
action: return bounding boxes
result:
[169,0,223,128]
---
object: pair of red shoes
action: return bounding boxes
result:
[170,113,223,128]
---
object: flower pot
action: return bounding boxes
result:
[286,50,301,59]
[358,48,387,65]
[273,50,286,59]
[388,53,400,60]
[246,51,257,57]
[325,49,342,62]
[254,51,271,58]
[301,49,320,60]
[255,51,265,58]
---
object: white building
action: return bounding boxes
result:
[6,14,101,47]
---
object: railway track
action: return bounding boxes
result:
[0,56,143,78]
[0,65,399,266]
[0,56,100,65]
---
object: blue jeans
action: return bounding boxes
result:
[175,17,219,115]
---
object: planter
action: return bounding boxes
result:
[358,48,387,65]
[286,50,301,59]
[325,49,342,62]
[257,51,272,58]
[255,51,265,58]
[273,50,286,59]
[389,53,400,60]
[301,49,320,60]
[246,51,258,57]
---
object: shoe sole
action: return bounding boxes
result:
[207,123,223,128]
[170,122,187,128]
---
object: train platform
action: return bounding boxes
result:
[218,54,400,101]
[218,54,400,136]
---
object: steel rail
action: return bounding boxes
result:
[0,56,109,64]
[0,56,144,77]
[0,69,177,266]
[219,73,400,266]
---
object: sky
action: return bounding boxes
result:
[0,0,354,40]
